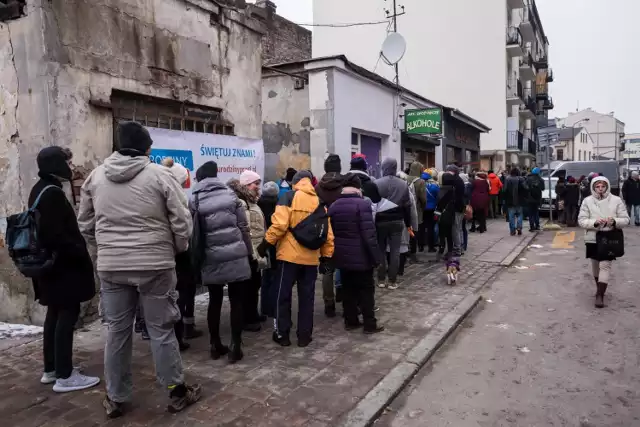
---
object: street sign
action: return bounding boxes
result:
[405,108,442,135]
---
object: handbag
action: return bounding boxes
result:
[596,228,624,259]
[464,205,473,221]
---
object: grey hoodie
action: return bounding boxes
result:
[374,158,412,226]
[78,152,192,272]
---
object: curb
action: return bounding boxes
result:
[338,228,538,427]
[500,230,540,267]
[338,294,482,427]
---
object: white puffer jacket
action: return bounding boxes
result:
[578,177,629,244]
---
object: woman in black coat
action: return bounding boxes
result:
[28,146,99,392]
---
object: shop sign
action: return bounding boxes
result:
[405,108,442,135]
[623,139,640,159]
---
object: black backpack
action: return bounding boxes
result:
[285,191,329,250]
[6,185,59,278]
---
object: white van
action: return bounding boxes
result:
[544,161,620,195]
[540,177,559,214]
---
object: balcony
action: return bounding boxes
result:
[523,137,538,156]
[519,88,536,119]
[507,131,524,152]
[506,78,524,106]
[506,27,524,57]
[519,2,535,41]
[507,0,525,9]
[519,51,536,81]
[546,68,554,82]
[543,96,554,110]
[535,83,548,99]
[534,53,548,69]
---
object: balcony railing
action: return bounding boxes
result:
[507,131,524,151]
[543,96,554,110]
[524,138,538,156]
[534,53,548,69]
[521,88,536,114]
[507,78,524,100]
[506,26,523,46]
[546,68,554,82]
[535,83,548,98]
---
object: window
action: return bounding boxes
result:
[556,149,564,161]
[351,132,360,157]
[588,151,592,161]
[110,90,233,150]
[578,150,582,161]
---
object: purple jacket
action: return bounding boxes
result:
[328,193,381,271]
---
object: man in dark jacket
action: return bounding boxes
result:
[408,161,427,254]
[328,174,384,333]
[525,167,545,231]
[316,154,344,317]
[442,165,466,256]
[28,147,100,393]
[349,155,382,203]
[622,171,640,226]
[375,158,412,289]
[504,168,529,235]
[563,176,581,227]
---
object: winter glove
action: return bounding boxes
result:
[319,257,335,275]
[256,239,270,259]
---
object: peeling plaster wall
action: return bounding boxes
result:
[261,74,310,182]
[0,0,264,324]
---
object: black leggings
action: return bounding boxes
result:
[43,304,80,379]
[207,283,243,347]
[243,268,262,325]
[174,284,197,344]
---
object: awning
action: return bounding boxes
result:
[402,131,441,146]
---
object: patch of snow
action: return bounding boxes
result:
[517,346,531,353]
[528,244,543,249]
[514,265,529,270]
[534,263,551,267]
[0,322,43,339]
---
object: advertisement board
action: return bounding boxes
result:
[623,139,640,160]
[404,108,443,135]
[146,127,264,190]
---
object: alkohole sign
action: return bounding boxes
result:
[405,108,442,135]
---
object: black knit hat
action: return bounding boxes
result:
[285,168,297,183]
[324,154,342,173]
[37,146,72,181]
[342,173,362,189]
[196,161,218,181]
[117,121,153,155]
[350,155,368,172]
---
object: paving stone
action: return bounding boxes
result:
[0,219,525,426]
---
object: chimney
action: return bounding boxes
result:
[255,0,276,14]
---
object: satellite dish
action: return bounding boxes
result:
[380,32,406,65]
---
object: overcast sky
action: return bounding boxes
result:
[264,0,640,132]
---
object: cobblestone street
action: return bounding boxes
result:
[1,220,530,427]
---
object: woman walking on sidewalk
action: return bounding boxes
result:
[578,176,629,308]
[470,171,490,233]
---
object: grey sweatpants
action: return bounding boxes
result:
[99,269,184,403]
[376,220,405,284]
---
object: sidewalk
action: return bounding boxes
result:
[2,219,534,427]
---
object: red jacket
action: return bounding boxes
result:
[488,173,503,195]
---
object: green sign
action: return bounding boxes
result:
[405,108,442,135]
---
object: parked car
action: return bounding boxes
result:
[540,177,560,216]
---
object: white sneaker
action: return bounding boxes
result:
[387,282,399,290]
[378,280,387,289]
[40,371,56,384]
[53,369,100,393]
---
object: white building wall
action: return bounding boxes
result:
[557,109,625,160]
[313,0,507,152]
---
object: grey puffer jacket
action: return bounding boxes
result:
[190,178,252,285]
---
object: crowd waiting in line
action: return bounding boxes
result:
[7,121,631,420]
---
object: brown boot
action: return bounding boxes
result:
[595,282,606,308]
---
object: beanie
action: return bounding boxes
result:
[324,154,342,173]
[285,168,297,183]
[446,164,460,174]
[162,158,190,187]
[350,155,368,172]
[292,170,313,185]
[239,170,261,186]
[117,121,153,155]
[342,173,362,189]
[196,161,218,181]
[262,181,280,197]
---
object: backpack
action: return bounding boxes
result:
[528,176,543,200]
[6,185,60,278]
[285,191,329,250]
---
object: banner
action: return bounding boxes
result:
[146,127,264,190]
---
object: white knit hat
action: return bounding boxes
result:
[239,170,261,186]
[162,157,190,187]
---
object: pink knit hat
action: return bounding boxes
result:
[239,170,261,186]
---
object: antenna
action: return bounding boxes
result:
[384,0,406,85]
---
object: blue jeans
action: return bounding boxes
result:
[462,219,468,251]
[629,205,640,225]
[508,207,523,233]
[528,205,540,230]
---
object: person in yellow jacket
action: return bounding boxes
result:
[257,170,334,347]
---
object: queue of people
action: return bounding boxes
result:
[21,119,631,421]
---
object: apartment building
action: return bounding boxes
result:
[556,109,626,161]
[312,0,553,170]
